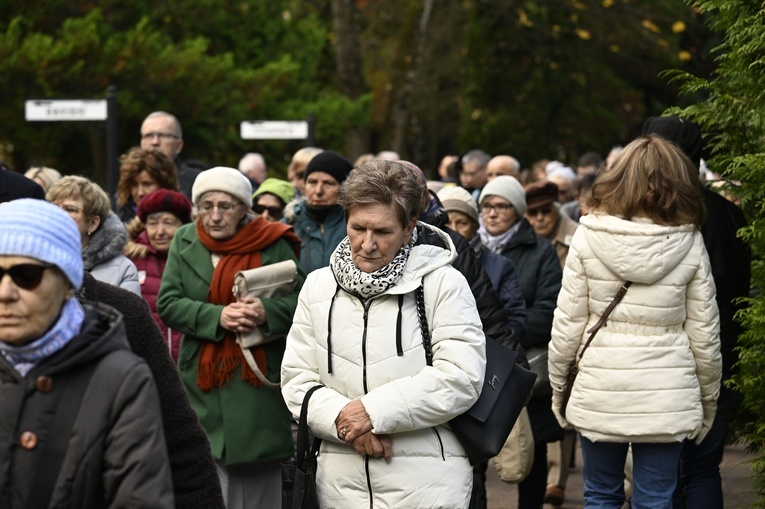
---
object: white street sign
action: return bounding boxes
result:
[240,120,309,140]
[25,99,108,121]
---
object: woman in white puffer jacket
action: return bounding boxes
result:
[548,135,722,509]
[281,160,485,509]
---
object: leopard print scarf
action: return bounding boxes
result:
[330,228,418,300]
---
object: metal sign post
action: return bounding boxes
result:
[25,88,119,194]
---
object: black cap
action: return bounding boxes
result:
[304,151,353,185]
[641,116,702,169]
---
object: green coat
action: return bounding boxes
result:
[157,222,305,466]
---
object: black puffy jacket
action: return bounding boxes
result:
[418,208,526,362]
[701,188,750,380]
[0,303,174,509]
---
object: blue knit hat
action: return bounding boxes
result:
[0,199,83,289]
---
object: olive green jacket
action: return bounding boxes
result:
[157,222,305,466]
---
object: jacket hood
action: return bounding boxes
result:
[392,222,457,293]
[82,211,129,270]
[579,213,697,284]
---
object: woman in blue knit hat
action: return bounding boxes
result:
[0,198,173,509]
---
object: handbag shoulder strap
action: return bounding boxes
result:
[415,286,433,367]
[296,385,324,468]
[576,281,632,364]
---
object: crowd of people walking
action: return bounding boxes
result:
[0,110,749,509]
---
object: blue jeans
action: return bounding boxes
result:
[673,386,740,508]
[580,436,683,509]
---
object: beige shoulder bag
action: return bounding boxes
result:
[232,259,298,388]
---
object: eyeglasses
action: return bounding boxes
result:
[527,206,553,218]
[481,203,513,214]
[253,204,284,219]
[141,132,180,141]
[0,264,54,290]
[58,204,82,215]
[197,202,241,214]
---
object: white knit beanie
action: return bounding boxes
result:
[437,185,479,225]
[0,199,83,289]
[192,166,253,209]
[478,175,526,217]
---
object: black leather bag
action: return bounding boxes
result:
[282,385,323,509]
[415,286,537,465]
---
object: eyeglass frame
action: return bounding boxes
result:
[480,202,514,214]
[196,201,242,215]
[58,204,83,215]
[141,132,180,141]
[0,263,55,291]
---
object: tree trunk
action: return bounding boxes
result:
[330,0,369,161]
[390,0,433,157]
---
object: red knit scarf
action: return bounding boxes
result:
[195,216,300,391]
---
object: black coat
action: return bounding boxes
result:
[701,188,750,380]
[175,159,203,200]
[0,169,45,203]
[0,303,174,508]
[416,215,525,360]
[79,273,225,509]
[499,219,564,444]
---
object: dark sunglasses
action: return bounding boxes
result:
[0,264,55,290]
[527,206,553,217]
[253,204,284,218]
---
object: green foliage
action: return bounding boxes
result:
[0,0,717,186]
[0,2,360,187]
[668,0,765,503]
[458,0,707,166]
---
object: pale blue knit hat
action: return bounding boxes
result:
[0,199,83,289]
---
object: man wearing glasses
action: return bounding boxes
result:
[140,111,202,200]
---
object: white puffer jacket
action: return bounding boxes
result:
[282,223,485,509]
[548,213,722,444]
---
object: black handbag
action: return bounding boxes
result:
[415,286,537,465]
[281,385,323,509]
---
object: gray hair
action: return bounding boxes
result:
[238,152,266,172]
[143,111,183,138]
[339,160,423,228]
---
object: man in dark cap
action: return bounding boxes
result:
[282,150,353,273]
[642,115,751,509]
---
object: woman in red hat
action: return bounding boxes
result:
[125,188,192,361]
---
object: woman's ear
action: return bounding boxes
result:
[87,215,101,236]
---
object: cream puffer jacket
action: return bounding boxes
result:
[548,213,722,444]
[282,223,485,509]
